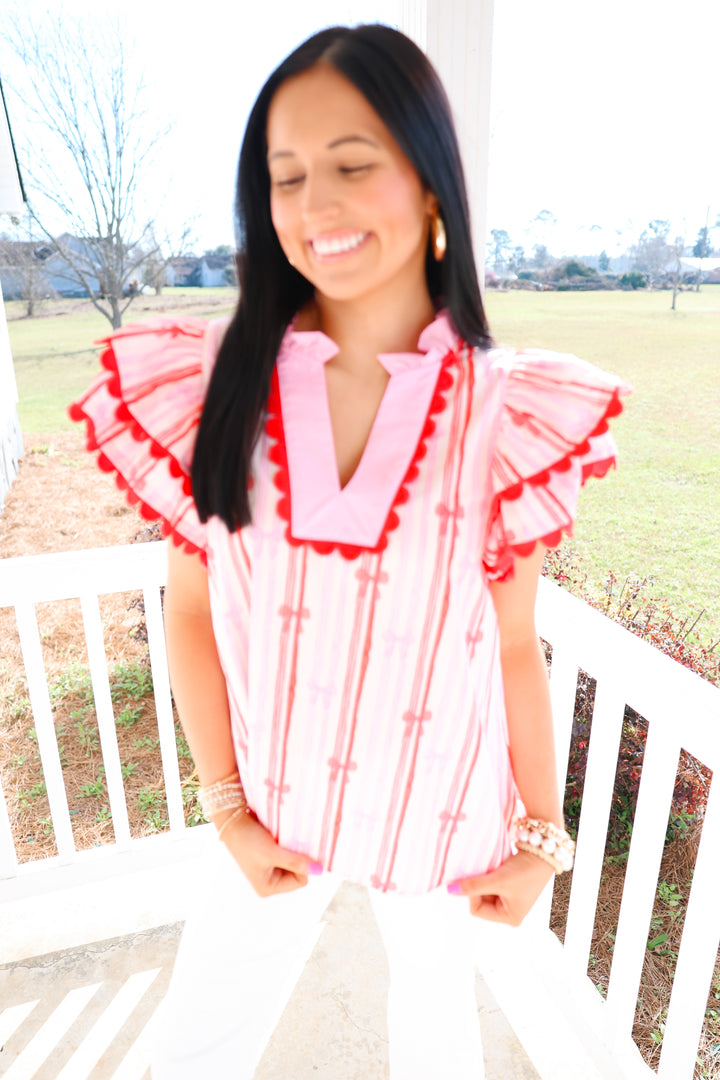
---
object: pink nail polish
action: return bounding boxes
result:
[447,881,462,895]
[308,861,324,876]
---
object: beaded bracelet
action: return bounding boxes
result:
[198,769,248,820]
[513,815,575,874]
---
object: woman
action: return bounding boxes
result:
[70,24,629,1078]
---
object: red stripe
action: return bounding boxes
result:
[431,618,495,886]
[238,532,251,575]
[266,548,298,831]
[430,585,492,884]
[374,346,475,891]
[384,352,476,888]
[274,546,308,840]
[317,554,373,864]
[431,701,482,885]
[372,376,465,881]
[326,552,384,870]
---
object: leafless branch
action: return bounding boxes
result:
[3,11,174,328]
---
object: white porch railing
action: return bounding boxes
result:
[0,542,211,904]
[0,542,718,1080]
[480,577,720,1080]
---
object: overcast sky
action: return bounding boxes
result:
[488,0,719,257]
[2,0,718,259]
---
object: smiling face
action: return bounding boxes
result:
[266,63,436,308]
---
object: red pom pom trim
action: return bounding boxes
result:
[67,342,207,566]
[485,389,624,578]
[265,342,465,560]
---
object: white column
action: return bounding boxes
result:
[1,81,26,507]
[0,279,23,510]
[399,0,494,286]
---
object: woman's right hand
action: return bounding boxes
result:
[216,810,322,897]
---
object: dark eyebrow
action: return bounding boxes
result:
[268,134,379,164]
[327,135,379,150]
[267,149,295,163]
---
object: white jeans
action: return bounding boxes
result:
[151,841,485,1079]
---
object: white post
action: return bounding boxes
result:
[0,280,23,510]
[399,0,494,286]
[1,76,26,508]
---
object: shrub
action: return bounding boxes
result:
[556,279,609,291]
[544,548,718,685]
[546,259,611,291]
[543,547,716,852]
[563,259,599,279]
[619,271,648,290]
[549,259,600,282]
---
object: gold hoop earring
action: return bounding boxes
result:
[431,207,447,261]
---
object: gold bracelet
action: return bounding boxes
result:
[217,804,251,842]
[515,841,564,874]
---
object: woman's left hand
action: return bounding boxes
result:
[450,850,555,926]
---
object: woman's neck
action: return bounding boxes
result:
[305,286,437,374]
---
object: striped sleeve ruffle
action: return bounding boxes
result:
[482,349,632,582]
[68,316,213,559]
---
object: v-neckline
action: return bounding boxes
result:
[324,362,392,492]
[267,310,462,558]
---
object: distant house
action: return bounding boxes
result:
[165,257,199,287]
[0,232,104,299]
[0,75,25,510]
[200,254,236,287]
[678,256,720,282]
[41,233,102,297]
[166,253,236,288]
[0,239,55,300]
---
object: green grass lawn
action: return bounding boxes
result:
[485,286,720,636]
[6,285,719,636]
[5,289,237,434]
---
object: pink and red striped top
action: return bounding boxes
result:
[70,310,630,894]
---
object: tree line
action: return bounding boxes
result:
[488,218,718,284]
[3,12,716,327]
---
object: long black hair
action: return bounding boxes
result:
[192,23,492,530]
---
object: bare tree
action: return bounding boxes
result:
[532,244,552,270]
[692,209,711,292]
[670,236,685,311]
[0,213,55,317]
[488,229,512,273]
[142,224,195,296]
[4,13,175,328]
[508,246,526,272]
[630,219,671,288]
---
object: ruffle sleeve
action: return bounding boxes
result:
[482,348,632,582]
[68,316,217,560]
